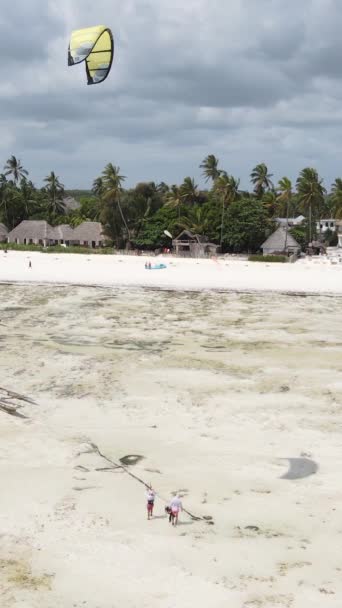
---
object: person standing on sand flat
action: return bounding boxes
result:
[169,494,182,526]
[146,486,155,520]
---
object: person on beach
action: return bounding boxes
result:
[169,494,182,526]
[146,486,155,519]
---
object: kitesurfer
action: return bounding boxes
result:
[146,486,155,519]
[168,494,182,526]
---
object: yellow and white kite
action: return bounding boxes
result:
[68,25,114,85]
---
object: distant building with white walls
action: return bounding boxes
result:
[316,219,336,233]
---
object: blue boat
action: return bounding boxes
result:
[145,263,167,270]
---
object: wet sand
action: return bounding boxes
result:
[0,285,341,607]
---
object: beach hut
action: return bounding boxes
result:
[0,223,8,242]
[7,220,56,247]
[172,230,219,257]
[72,222,107,248]
[50,224,77,246]
[261,226,301,256]
[62,196,80,213]
[7,220,107,249]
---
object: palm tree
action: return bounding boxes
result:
[92,176,105,198]
[214,172,240,249]
[4,155,28,184]
[250,163,273,198]
[101,163,129,239]
[165,185,183,218]
[296,168,325,242]
[0,174,9,223]
[199,155,221,183]
[179,206,210,235]
[330,178,342,219]
[156,182,169,196]
[43,171,66,217]
[277,177,293,252]
[16,178,37,217]
[180,177,199,206]
[261,190,277,217]
[101,163,125,192]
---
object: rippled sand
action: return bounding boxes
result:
[1,285,341,607]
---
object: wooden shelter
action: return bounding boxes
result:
[172,230,219,257]
[306,240,326,256]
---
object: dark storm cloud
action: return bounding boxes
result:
[2,94,93,123]
[1,0,342,188]
[0,1,65,64]
[128,61,295,108]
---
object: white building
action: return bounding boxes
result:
[317,219,336,233]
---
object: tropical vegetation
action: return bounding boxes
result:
[0,154,341,253]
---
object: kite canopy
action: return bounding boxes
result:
[68,25,114,85]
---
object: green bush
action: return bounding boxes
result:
[0,242,114,254]
[45,245,114,254]
[0,242,44,252]
[248,254,288,263]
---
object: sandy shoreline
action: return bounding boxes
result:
[0,250,341,295]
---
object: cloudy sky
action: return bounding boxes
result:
[1,0,342,189]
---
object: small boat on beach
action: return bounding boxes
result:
[145,263,167,270]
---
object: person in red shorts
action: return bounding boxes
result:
[169,494,182,526]
[146,486,155,520]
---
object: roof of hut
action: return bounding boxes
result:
[276,215,305,226]
[7,220,55,240]
[261,226,301,251]
[173,230,209,244]
[72,222,105,241]
[51,224,75,240]
[62,196,80,212]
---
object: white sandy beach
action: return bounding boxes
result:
[0,260,341,607]
[0,250,341,295]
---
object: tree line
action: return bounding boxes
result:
[1,154,341,252]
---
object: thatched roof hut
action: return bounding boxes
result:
[0,223,8,242]
[62,196,80,212]
[7,220,107,248]
[72,222,106,246]
[8,220,55,245]
[52,224,76,242]
[261,227,301,255]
